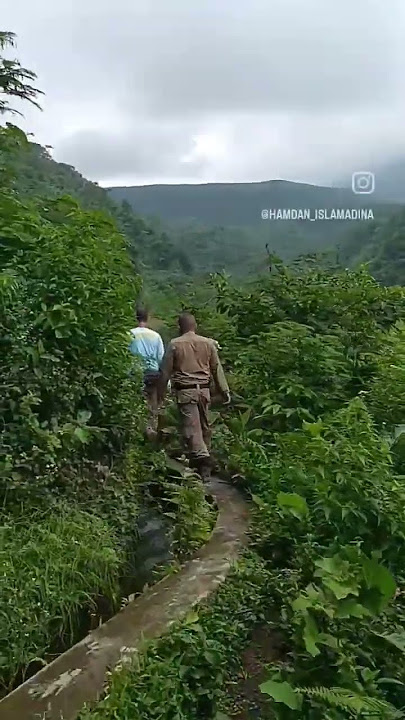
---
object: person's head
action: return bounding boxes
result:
[136,307,148,325]
[178,312,197,334]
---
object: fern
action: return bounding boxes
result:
[298,686,403,718]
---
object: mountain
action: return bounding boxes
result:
[11,143,405,280]
[108,180,400,274]
[108,179,395,227]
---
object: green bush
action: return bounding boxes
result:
[79,553,274,720]
[1,188,145,500]
[0,504,122,692]
[249,399,404,565]
[209,263,405,393]
[206,263,405,717]
[0,123,157,688]
[162,476,216,557]
[231,321,351,432]
[367,321,405,428]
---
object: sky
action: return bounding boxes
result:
[2,0,405,188]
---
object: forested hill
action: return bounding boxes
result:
[10,142,192,275]
[14,142,114,211]
[108,180,395,227]
[109,179,402,277]
[11,142,405,281]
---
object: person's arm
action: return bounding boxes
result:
[158,342,174,400]
[209,343,230,400]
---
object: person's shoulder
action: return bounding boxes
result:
[133,326,161,339]
[195,333,215,346]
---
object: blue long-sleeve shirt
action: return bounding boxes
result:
[129,326,165,372]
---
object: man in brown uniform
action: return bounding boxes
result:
[158,313,230,480]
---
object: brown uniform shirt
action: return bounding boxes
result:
[159,331,229,403]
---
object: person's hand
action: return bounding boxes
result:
[223,391,231,405]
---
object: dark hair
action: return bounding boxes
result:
[178,312,197,333]
[136,307,148,323]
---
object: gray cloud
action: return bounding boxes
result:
[2,0,405,185]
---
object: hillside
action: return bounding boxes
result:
[10,142,405,280]
[108,180,399,273]
[108,179,397,226]
[11,142,191,276]
[341,205,405,286]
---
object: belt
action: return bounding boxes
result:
[174,382,210,390]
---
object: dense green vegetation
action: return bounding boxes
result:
[80,262,405,719]
[109,181,401,276]
[341,206,405,286]
[8,141,192,276]
[0,118,150,690]
[4,25,405,720]
[0,33,212,695]
[10,135,405,281]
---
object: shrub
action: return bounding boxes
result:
[0,503,122,692]
[79,553,274,720]
[0,188,146,503]
[367,320,405,428]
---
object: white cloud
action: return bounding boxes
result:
[2,0,405,185]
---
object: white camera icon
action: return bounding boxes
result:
[352,171,375,194]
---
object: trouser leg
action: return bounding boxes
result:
[198,395,212,453]
[144,381,159,434]
[178,401,209,460]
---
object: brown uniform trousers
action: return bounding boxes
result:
[159,331,229,463]
[176,386,212,459]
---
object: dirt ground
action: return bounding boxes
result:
[222,624,284,719]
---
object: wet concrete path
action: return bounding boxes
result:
[0,473,249,720]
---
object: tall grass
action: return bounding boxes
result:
[0,503,123,691]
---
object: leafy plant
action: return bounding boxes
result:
[0,504,122,691]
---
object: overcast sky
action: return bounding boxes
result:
[2,0,405,187]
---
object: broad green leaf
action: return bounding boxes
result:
[335,599,370,618]
[73,426,90,444]
[183,611,200,625]
[314,556,340,575]
[303,614,320,657]
[302,420,323,436]
[292,594,311,613]
[376,631,405,654]
[277,492,308,519]
[318,633,339,649]
[362,558,396,605]
[323,577,358,600]
[260,679,301,710]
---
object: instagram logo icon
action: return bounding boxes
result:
[352,171,375,194]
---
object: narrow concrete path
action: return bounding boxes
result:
[0,475,249,720]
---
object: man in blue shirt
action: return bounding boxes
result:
[129,308,165,438]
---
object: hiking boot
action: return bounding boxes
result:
[195,458,212,483]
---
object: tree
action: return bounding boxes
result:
[0,31,42,115]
